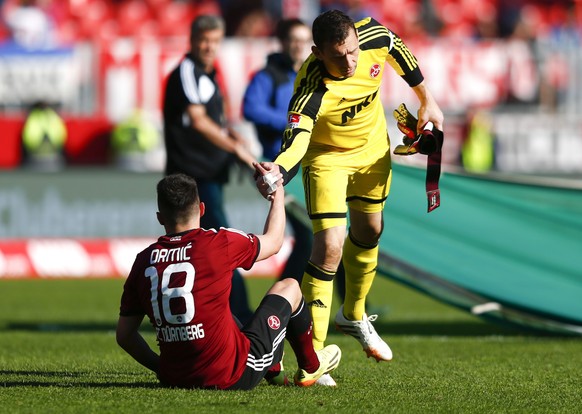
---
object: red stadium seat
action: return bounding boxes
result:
[76,0,116,40]
[116,0,154,37]
[0,20,10,43]
[157,1,197,38]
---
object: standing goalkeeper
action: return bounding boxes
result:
[255,9,443,386]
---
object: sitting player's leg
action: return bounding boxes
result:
[266,279,342,387]
[230,291,290,390]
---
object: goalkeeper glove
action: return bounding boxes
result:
[392,103,439,156]
[392,103,445,213]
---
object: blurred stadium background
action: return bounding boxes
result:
[0,0,581,290]
[1,0,580,172]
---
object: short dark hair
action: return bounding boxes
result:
[312,9,356,49]
[190,15,225,39]
[275,18,307,42]
[157,174,200,225]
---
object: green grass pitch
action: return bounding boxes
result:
[1,276,581,413]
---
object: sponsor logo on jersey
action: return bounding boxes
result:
[370,63,381,78]
[156,323,205,342]
[341,90,378,124]
[287,113,301,129]
[307,299,327,308]
[267,315,281,330]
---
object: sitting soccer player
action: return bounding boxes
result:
[116,170,341,389]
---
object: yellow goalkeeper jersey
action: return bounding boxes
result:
[274,17,424,179]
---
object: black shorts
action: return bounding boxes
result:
[227,294,291,390]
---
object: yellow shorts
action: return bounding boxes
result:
[302,137,392,233]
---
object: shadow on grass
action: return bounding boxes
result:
[5,319,575,338]
[0,370,159,388]
[369,319,576,337]
[3,322,155,333]
[4,322,117,332]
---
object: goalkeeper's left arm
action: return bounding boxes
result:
[412,81,444,132]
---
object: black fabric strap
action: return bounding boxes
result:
[424,128,444,212]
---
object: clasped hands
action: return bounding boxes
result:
[253,162,283,201]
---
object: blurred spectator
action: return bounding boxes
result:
[219,0,274,37]
[344,0,380,21]
[243,18,312,161]
[418,0,443,37]
[399,1,433,41]
[111,109,160,172]
[547,3,581,47]
[261,0,282,23]
[21,101,67,170]
[508,4,538,43]
[461,108,495,173]
[233,8,273,37]
[497,0,526,39]
[537,3,579,111]
[320,0,380,22]
[4,0,56,49]
[472,0,498,39]
[162,14,255,323]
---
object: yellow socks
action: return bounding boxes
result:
[301,261,335,350]
[342,233,379,321]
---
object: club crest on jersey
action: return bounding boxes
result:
[370,63,381,78]
[287,113,301,129]
[267,315,281,330]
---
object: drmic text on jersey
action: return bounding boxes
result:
[150,243,192,264]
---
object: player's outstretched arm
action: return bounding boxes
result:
[116,315,160,375]
[253,161,285,261]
